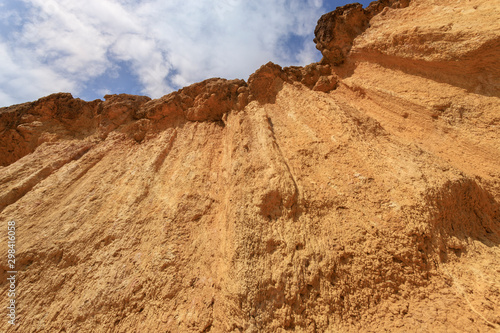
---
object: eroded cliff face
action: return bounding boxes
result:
[1,0,499,332]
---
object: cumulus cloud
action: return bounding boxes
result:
[0,40,78,106]
[0,0,336,106]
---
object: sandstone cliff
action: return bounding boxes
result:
[1,0,499,332]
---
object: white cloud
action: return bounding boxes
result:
[0,7,23,27]
[0,0,326,106]
[110,34,172,96]
[0,41,77,106]
[296,39,321,65]
[96,88,112,96]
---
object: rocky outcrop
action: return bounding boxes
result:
[138,78,247,123]
[314,0,411,65]
[0,0,499,332]
[0,65,340,166]
[0,93,150,166]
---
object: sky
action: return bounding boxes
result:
[0,0,372,107]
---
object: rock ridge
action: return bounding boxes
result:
[0,61,341,167]
[314,0,411,65]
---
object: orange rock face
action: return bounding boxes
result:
[1,0,499,332]
[313,0,410,65]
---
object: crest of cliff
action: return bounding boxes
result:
[1,0,499,332]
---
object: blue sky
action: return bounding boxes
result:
[0,0,371,106]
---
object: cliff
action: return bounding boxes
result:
[1,0,499,331]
